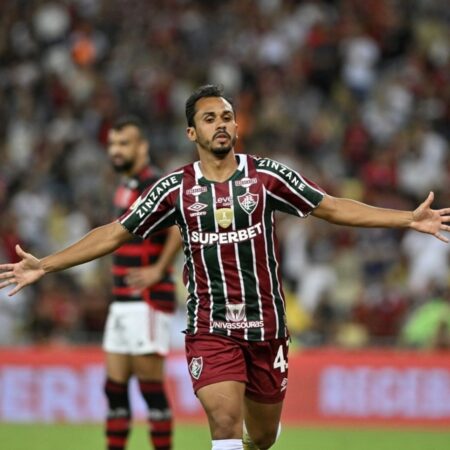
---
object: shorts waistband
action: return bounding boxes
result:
[109,301,148,312]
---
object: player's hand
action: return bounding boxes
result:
[0,245,45,296]
[125,265,164,290]
[411,192,450,243]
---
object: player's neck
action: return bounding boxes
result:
[198,151,238,182]
[127,158,148,178]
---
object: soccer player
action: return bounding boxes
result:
[1,85,449,450]
[103,116,180,450]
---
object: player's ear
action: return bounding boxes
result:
[186,126,197,143]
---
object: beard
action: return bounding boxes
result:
[211,144,233,156]
[209,134,237,157]
[110,158,135,173]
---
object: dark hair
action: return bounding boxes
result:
[185,84,234,127]
[111,115,145,137]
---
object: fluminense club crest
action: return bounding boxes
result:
[238,193,259,215]
[189,356,203,380]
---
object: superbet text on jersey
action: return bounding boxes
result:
[120,154,324,341]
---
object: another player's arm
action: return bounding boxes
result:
[126,225,182,289]
[0,222,132,296]
[313,192,450,243]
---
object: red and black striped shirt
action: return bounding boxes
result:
[113,166,176,313]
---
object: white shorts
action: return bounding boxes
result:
[102,302,173,355]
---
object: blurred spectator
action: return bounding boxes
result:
[402,229,450,293]
[398,122,448,197]
[0,287,29,345]
[400,286,450,349]
[340,21,380,101]
[28,275,82,344]
[0,0,448,347]
[10,177,52,253]
[353,280,408,346]
[432,320,450,350]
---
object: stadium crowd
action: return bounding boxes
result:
[0,0,448,349]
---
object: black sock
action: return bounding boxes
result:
[104,379,131,450]
[138,380,173,450]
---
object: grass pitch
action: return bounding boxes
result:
[1,423,450,450]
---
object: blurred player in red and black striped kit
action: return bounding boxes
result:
[103,116,181,450]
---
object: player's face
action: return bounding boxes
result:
[187,97,237,156]
[107,126,142,173]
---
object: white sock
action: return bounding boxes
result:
[212,439,243,450]
[276,422,282,440]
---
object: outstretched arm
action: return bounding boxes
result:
[313,192,450,243]
[126,225,182,289]
[0,221,132,296]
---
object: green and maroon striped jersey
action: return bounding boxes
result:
[119,154,324,341]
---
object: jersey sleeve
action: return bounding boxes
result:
[119,171,183,238]
[255,157,325,217]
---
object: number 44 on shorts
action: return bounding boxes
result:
[273,343,288,373]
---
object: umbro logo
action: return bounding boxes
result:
[188,202,208,212]
[188,202,208,217]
